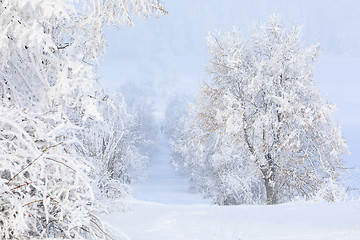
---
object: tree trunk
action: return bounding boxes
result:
[264,152,277,204]
[264,176,276,205]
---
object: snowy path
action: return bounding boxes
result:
[101,133,360,240]
[130,134,210,205]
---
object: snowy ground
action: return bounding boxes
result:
[101,134,360,240]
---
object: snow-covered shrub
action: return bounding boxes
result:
[82,93,149,199]
[170,94,265,205]
[0,106,105,239]
[119,80,159,156]
[0,0,166,238]
[173,16,348,205]
[165,96,193,173]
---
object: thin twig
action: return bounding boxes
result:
[10,181,37,191]
[46,157,76,172]
[6,142,63,185]
[152,2,168,15]
[90,216,115,240]
[22,199,43,207]
[57,43,70,50]
[22,197,58,207]
[42,142,64,153]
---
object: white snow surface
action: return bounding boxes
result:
[130,135,210,205]
[101,134,360,240]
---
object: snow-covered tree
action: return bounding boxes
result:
[0,0,166,238]
[0,0,166,115]
[165,95,193,173]
[0,106,104,239]
[174,16,348,205]
[119,80,159,156]
[82,92,150,200]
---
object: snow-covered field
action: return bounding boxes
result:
[104,200,360,240]
[101,135,360,240]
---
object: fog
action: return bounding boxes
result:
[99,0,360,185]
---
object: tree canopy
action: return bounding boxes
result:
[170,16,348,205]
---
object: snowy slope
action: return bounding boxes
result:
[103,200,360,240]
[101,134,360,240]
